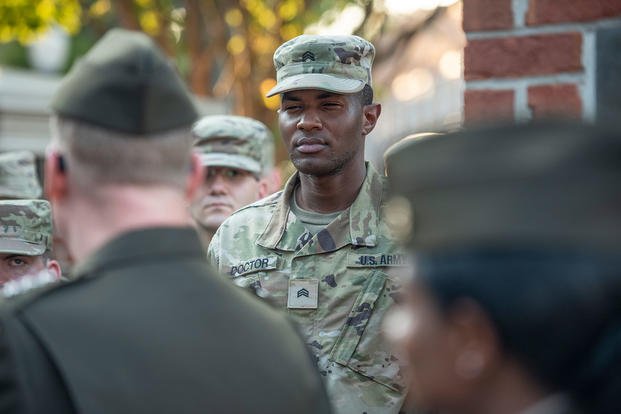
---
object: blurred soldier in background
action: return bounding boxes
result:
[190,115,275,248]
[0,29,331,414]
[385,121,621,414]
[0,151,42,199]
[0,200,61,288]
[209,34,407,413]
[0,151,76,274]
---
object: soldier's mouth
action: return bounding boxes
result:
[203,201,233,210]
[295,137,327,154]
[297,144,326,154]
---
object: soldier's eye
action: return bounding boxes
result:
[7,257,27,267]
[224,169,240,179]
[323,102,341,109]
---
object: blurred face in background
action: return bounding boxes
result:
[0,253,61,286]
[190,166,268,232]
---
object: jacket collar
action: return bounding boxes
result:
[257,163,385,254]
[72,227,204,278]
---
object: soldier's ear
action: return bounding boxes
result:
[185,153,203,201]
[57,155,66,172]
[44,150,68,202]
[362,103,381,136]
[258,178,269,199]
[45,259,62,280]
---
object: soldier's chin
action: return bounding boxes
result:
[197,212,229,229]
[292,158,338,177]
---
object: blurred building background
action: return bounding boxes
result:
[0,0,464,174]
[463,0,621,125]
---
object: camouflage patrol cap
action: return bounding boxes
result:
[267,34,374,97]
[193,115,274,175]
[51,28,198,134]
[387,120,621,252]
[0,200,52,256]
[0,151,42,199]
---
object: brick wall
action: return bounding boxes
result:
[463,0,621,123]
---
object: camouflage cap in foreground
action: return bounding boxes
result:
[267,34,374,97]
[193,115,274,175]
[386,120,621,252]
[51,28,198,134]
[0,200,52,256]
[0,151,42,199]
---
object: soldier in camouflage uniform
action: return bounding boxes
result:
[0,151,42,199]
[209,35,407,413]
[190,115,275,248]
[0,199,61,288]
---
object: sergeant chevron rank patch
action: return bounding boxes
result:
[287,279,319,309]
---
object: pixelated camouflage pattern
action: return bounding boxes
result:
[208,164,407,414]
[193,115,274,175]
[0,151,42,199]
[0,199,52,255]
[267,34,375,97]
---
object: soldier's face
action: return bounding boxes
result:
[279,89,372,177]
[0,254,47,286]
[190,166,265,231]
[396,279,501,413]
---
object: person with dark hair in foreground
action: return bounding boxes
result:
[385,121,621,414]
[0,29,331,414]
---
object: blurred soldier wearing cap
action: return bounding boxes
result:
[385,121,621,414]
[209,34,407,413]
[0,151,42,199]
[0,200,61,288]
[0,29,330,413]
[190,115,274,247]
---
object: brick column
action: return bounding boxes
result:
[463,0,621,123]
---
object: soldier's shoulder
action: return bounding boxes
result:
[242,190,283,211]
[224,190,282,223]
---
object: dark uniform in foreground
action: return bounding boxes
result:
[386,121,621,414]
[0,29,331,414]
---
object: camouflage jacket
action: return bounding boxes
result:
[208,164,407,414]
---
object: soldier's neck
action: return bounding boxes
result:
[296,161,366,213]
[196,227,214,251]
[63,185,194,265]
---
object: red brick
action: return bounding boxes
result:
[528,83,582,118]
[464,89,515,122]
[527,0,621,25]
[464,33,582,80]
[463,0,513,32]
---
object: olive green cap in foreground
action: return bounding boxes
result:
[193,115,274,175]
[383,132,441,174]
[51,28,198,134]
[267,34,374,97]
[386,121,621,251]
[0,151,42,199]
[0,200,52,256]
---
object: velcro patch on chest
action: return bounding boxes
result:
[228,256,279,277]
[347,252,410,268]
